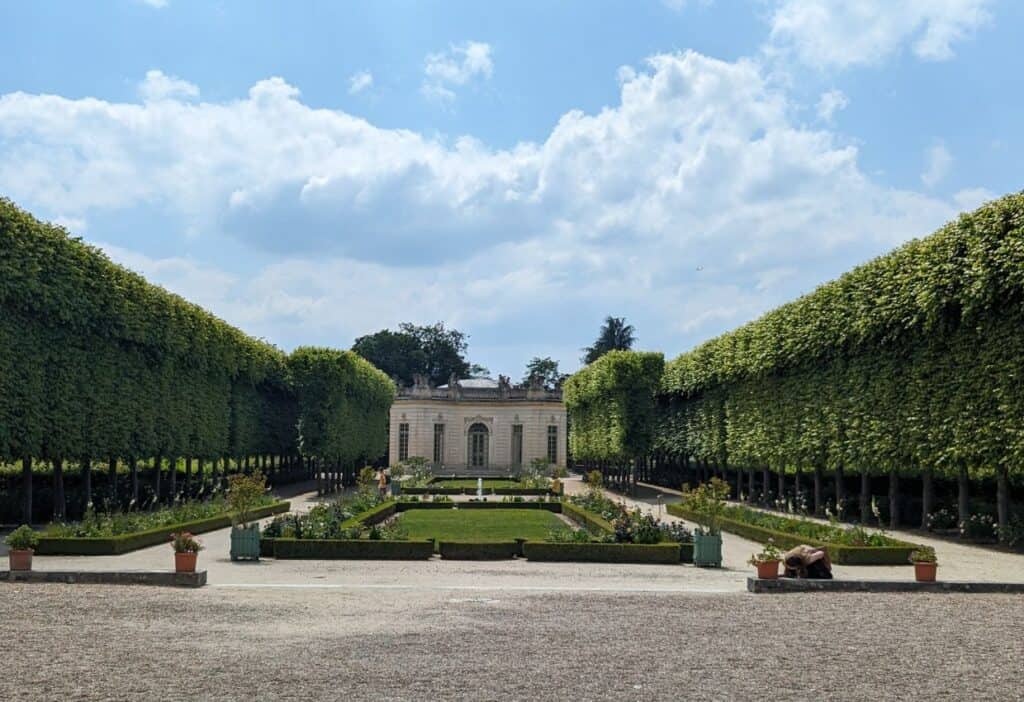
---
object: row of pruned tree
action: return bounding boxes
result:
[0,199,393,523]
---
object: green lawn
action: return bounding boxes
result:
[398,508,566,542]
[428,479,528,489]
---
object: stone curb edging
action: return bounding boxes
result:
[747,577,1024,594]
[0,570,207,588]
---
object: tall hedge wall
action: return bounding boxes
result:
[657,192,1024,537]
[564,350,665,462]
[0,198,295,464]
[289,347,395,466]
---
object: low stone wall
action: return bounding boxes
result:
[747,577,1024,594]
[0,569,206,588]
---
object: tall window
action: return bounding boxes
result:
[398,422,409,461]
[511,425,523,467]
[433,423,445,465]
[547,425,558,464]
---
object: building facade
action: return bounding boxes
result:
[388,375,566,474]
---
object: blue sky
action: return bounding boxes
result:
[1,0,1020,378]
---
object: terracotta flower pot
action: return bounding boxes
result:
[914,562,937,582]
[9,549,33,572]
[755,559,780,580]
[175,551,198,573]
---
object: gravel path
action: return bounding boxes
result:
[3,584,1022,701]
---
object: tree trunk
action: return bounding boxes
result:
[185,456,193,497]
[860,471,871,523]
[997,465,1009,544]
[82,456,92,510]
[153,453,163,505]
[777,468,785,504]
[52,458,66,521]
[835,464,846,514]
[888,468,899,529]
[813,465,823,516]
[957,464,969,529]
[129,456,139,507]
[794,466,803,509]
[169,456,178,500]
[920,467,934,530]
[197,456,206,491]
[21,456,33,524]
[747,468,755,502]
[109,457,118,506]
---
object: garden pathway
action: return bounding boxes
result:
[571,477,1024,583]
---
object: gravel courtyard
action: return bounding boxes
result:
[4,584,1022,702]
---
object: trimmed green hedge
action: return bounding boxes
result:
[438,541,520,560]
[269,537,434,560]
[666,504,917,565]
[401,487,554,496]
[35,501,291,555]
[561,501,615,535]
[523,541,681,564]
[341,500,398,528]
[394,501,561,512]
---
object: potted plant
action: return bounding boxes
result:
[682,477,729,568]
[228,472,267,561]
[747,538,783,579]
[910,545,938,582]
[5,525,39,571]
[170,532,203,573]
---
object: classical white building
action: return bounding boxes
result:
[388,375,566,474]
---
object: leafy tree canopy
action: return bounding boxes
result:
[582,316,636,365]
[523,356,569,389]
[352,322,482,387]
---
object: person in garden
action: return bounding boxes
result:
[378,468,388,498]
[782,545,833,579]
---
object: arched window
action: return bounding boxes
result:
[467,422,489,469]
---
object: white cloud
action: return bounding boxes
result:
[348,70,373,95]
[768,0,993,69]
[0,54,964,370]
[953,187,994,210]
[137,0,168,7]
[816,89,848,122]
[921,143,953,187]
[137,69,199,102]
[422,41,493,101]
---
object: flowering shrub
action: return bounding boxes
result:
[960,513,997,540]
[5,524,39,551]
[926,508,958,531]
[170,532,203,553]
[707,503,900,547]
[909,545,937,564]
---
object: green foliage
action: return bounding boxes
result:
[288,347,395,464]
[169,531,204,553]
[748,538,783,566]
[522,541,680,564]
[522,356,568,389]
[0,199,296,463]
[5,524,39,550]
[352,322,481,387]
[564,350,664,462]
[582,316,636,365]
[227,472,268,526]
[681,478,730,536]
[910,545,937,564]
[657,193,1024,482]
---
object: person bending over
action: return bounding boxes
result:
[782,545,833,579]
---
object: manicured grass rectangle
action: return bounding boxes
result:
[397,508,566,542]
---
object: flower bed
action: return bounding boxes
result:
[35,501,291,555]
[666,503,919,565]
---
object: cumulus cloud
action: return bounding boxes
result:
[921,143,953,187]
[348,70,373,95]
[816,89,848,122]
[768,0,993,69]
[422,41,493,101]
[137,69,199,102]
[0,54,964,368]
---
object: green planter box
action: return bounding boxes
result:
[230,524,261,561]
[693,532,723,568]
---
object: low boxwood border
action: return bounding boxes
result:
[35,501,291,556]
[438,541,520,560]
[523,542,681,564]
[268,537,434,560]
[561,502,614,536]
[394,501,561,512]
[400,487,555,496]
[666,504,918,566]
[341,500,398,528]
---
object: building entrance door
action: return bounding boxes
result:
[468,423,489,469]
